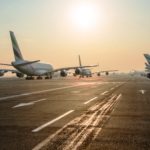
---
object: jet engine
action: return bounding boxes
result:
[75,68,82,75]
[147,73,150,79]
[16,73,24,78]
[0,72,4,76]
[97,72,101,76]
[106,72,109,76]
[60,70,67,77]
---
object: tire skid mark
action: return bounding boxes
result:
[72,95,120,150]
[33,94,122,150]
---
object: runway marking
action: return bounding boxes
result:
[71,91,80,94]
[116,94,122,100]
[32,110,74,132]
[12,99,47,108]
[115,84,120,88]
[139,90,146,95]
[32,94,122,150]
[0,84,96,101]
[84,97,98,105]
[101,91,109,95]
[110,87,115,90]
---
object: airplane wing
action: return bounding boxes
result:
[52,65,98,72]
[0,69,20,73]
[38,65,98,76]
[98,70,118,73]
[0,63,12,66]
[0,68,21,77]
[0,63,21,75]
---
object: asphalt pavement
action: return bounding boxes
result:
[0,75,150,150]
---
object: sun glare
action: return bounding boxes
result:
[70,3,100,30]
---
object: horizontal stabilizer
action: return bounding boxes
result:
[145,62,149,67]
[0,63,12,66]
[14,60,40,66]
[80,64,99,68]
[98,70,118,73]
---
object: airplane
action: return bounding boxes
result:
[0,31,97,80]
[145,62,150,70]
[144,54,150,64]
[143,53,150,78]
[72,55,118,78]
[96,69,118,76]
[73,55,95,78]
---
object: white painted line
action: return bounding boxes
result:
[0,85,84,101]
[139,90,146,95]
[71,91,80,94]
[101,91,108,95]
[32,94,118,150]
[84,97,98,105]
[115,85,119,88]
[32,110,74,132]
[13,102,34,108]
[110,87,114,90]
[116,94,122,100]
[12,99,47,108]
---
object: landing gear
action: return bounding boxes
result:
[25,76,34,80]
[30,76,34,80]
[79,75,84,78]
[45,76,50,79]
[25,76,30,80]
[45,75,52,79]
[37,76,42,80]
[73,73,77,77]
[97,73,101,76]
[25,76,52,80]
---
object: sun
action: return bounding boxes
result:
[70,3,100,30]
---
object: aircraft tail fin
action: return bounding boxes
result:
[9,31,24,61]
[144,54,150,64]
[145,62,149,67]
[78,55,82,67]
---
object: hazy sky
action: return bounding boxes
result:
[0,0,150,72]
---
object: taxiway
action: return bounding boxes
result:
[0,75,150,150]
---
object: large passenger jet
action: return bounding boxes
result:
[72,55,118,78]
[73,55,94,78]
[143,54,150,78]
[0,31,97,80]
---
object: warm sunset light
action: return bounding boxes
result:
[1,1,150,150]
[0,0,150,72]
[70,3,100,30]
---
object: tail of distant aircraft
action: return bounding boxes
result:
[145,62,149,67]
[144,54,150,64]
[10,31,24,61]
[78,55,82,67]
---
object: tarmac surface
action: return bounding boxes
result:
[0,75,150,150]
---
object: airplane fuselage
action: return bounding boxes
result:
[80,68,92,77]
[12,61,54,76]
